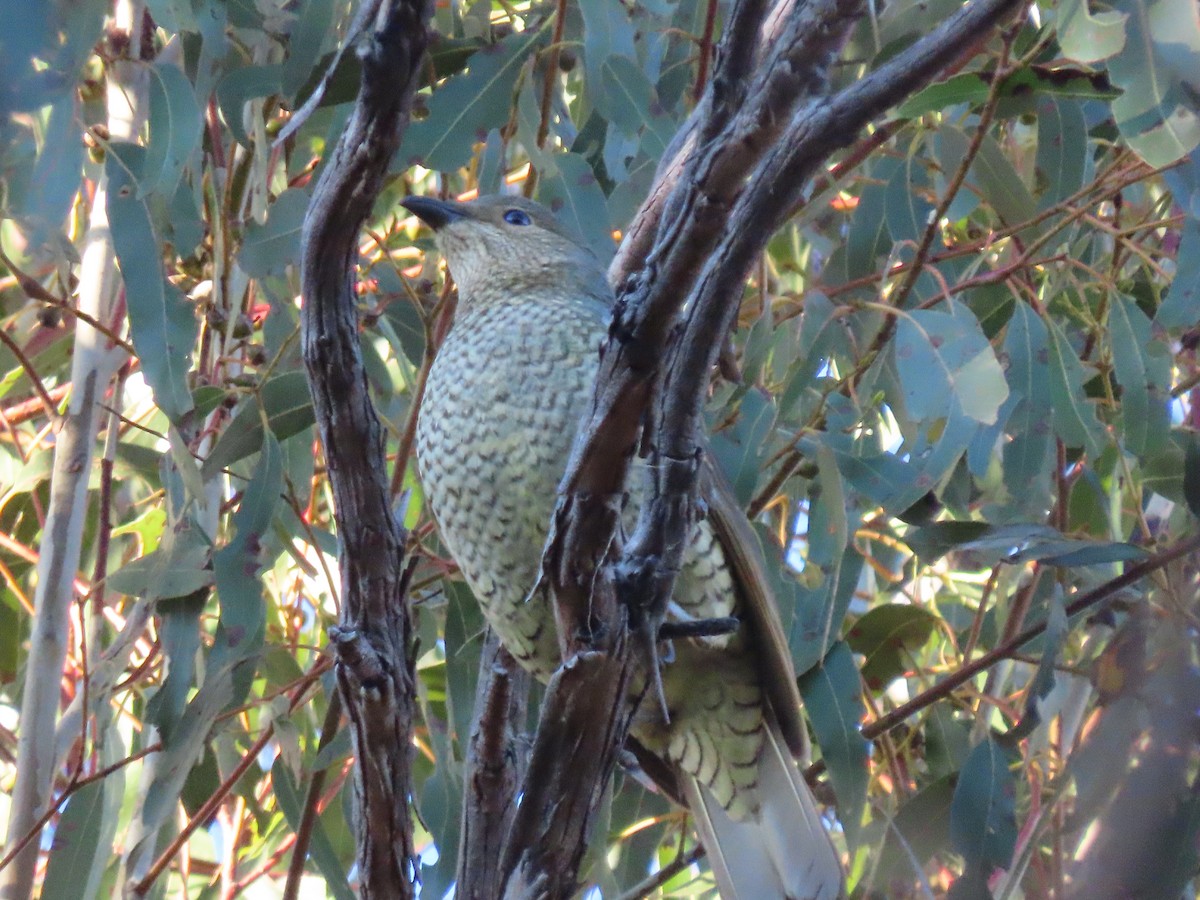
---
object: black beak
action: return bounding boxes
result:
[401,195,468,231]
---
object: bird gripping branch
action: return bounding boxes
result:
[407,193,845,900]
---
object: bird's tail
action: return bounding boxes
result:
[682,718,844,900]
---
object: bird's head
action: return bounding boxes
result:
[401,194,612,307]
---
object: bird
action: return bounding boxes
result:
[405,193,845,900]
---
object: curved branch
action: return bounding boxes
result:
[518,0,1030,893]
[457,635,530,899]
[298,1,432,896]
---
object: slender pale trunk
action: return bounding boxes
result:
[0,3,143,897]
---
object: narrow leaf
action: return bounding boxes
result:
[401,27,548,171]
[798,642,869,847]
[107,144,197,425]
[950,737,1018,872]
[894,309,1009,425]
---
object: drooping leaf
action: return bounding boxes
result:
[238,188,310,278]
[41,781,106,900]
[937,124,1038,231]
[214,64,283,148]
[211,432,283,674]
[1036,96,1090,210]
[538,152,615,262]
[1184,433,1200,520]
[580,0,638,119]
[19,94,83,242]
[842,156,899,281]
[106,518,214,600]
[1001,302,1053,509]
[846,603,940,691]
[884,146,936,250]
[281,0,337,97]
[1158,215,1200,330]
[925,704,972,778]
[273,758,356,900]
[106,144,197,426]
[1107,0,1200,166]
[600,56,677,160]
[950,736,1019,873]
[144,591,207,741]
[903,520,993,561]
[798,641,869,847]
[710,389,776,508]
[894,308,1009,426]
[1045,315,1106,458]
[874,775,956,884]
[1055,0,1127,61]
[400,26,549,171]
[1109,293,1171,455]
[201,371,315,478]
[1009,585,1068,740]
[143,62,202,199]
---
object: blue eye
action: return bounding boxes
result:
[503,208,532,226]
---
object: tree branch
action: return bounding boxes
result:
[456,634,530,899]
[298,1,432,896]
[508,0,1030,894]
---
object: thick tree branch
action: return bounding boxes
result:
[509,0,1029,894]
[499,641,640,898]
[298,1,432,896]
[456,634,530,899]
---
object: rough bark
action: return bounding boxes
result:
[298,1,432,896]
[499,0,1030,894]
[456,635,530,899]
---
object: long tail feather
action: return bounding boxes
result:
[683,719,844,899]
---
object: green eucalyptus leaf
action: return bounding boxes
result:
[580,0,638,119]
[950,737,1019,872]
[1107,0,1200,166]
[145,591,207,741]
[106,521,213,600]
[884,147,935,250]
[710,389,776,508]
[19,95,83,243]
[894,308,1009,426]
[1157,216,1200,330]
[238,188,310,278]
[400,26,549,171]
[144,62,202,199]
[273,758,356,900]
[1002,303,1053,510]
[1056,0,1127,61]
[798,642,869,848]
[1183,433,1200,519]
[215,65,283,148]
[282,0,337,97]
[1045,316,1106,458]
[846,604,940,691]
[537,152,614,262]
[201,371,315,478]
[106,144,197,426]
[1109,293,1171,455]
[875,775,956,884]
[600,55,676,159]
[1036,96,1090,210]
[41,780,106,900]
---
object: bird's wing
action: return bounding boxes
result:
[699,453,809,759]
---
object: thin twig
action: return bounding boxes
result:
[617,844,706,900]
[801,532,1200,784]
[282,691,343,900]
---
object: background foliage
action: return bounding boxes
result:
[1,0,1199,896]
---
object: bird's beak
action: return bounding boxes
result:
[401,195,469,231]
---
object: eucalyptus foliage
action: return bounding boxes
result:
[1,0,1199,896]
